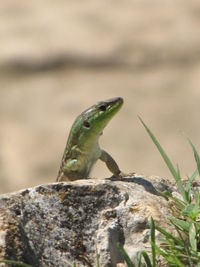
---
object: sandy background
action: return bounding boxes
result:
[1,0,200,193]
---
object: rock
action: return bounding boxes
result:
[0,175,175,266]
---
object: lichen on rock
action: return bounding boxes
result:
[0,175,175,266]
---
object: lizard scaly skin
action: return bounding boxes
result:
[56,97,123,181]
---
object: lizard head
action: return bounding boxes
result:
[81,97,124,136]
[66,97,124,150]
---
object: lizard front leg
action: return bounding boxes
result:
[99,149,121,177]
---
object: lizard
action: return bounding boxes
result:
[56,97,124,182]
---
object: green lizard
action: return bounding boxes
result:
[56,97,124,181]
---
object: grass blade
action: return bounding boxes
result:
[155,225,183,246]
[154,244,168,257]
[139,117,177,177]
[117,243,135,267]
[194,190,200,205]
[139,250,152,267]
[169,217,190,232]
[185,172,198,203]
[136,251,142,267]
[188,138,200,176]
[0,260,32,267]
[139,117,187,202]
[189,223,197,251]
[185,168,198,194]
[154,246,185,267]
[95,247,100,267]
[150,217,156,267]
[182,203,200,220]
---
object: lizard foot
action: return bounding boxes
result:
[107,172,135,181]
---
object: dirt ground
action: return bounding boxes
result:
[1,0,200,193]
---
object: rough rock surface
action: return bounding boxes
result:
[0,175,175,266]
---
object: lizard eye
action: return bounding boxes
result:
[83,120,90,128]
[99,104,107,111]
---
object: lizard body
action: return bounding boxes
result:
[56,97,123,181]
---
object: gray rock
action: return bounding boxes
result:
[0,175,174,266]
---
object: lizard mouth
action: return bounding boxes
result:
[99,97,123,110]
[81,97,124,134]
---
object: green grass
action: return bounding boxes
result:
[0,259,32,267]
[118,118,200,267]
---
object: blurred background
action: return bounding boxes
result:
[1,0,200,193]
